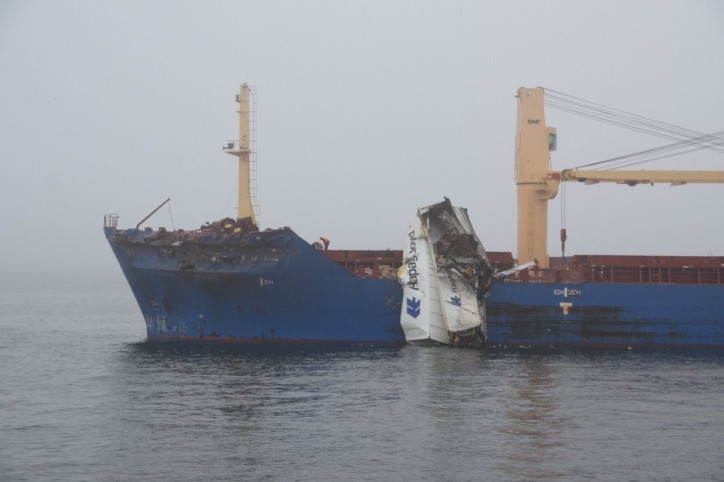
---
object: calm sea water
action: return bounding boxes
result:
[2,273,724,481]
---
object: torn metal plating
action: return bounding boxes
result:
[400,198,493,348]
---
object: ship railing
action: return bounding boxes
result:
[587,264,723,285]
[521,263,724,286]
[104,213,119,229]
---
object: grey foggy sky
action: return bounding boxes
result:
[1,0,723,278]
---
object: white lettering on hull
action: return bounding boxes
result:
[554,287,582,297]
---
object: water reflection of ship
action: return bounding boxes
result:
[500,356,566,480]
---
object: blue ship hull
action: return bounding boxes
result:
[105,225,724,348]
[105,226,404,344]
[487,282,724,348]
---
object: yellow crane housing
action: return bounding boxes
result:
[515,87,724,268]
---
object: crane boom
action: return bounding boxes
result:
[559,169,724,185]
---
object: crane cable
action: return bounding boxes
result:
[543,89,724,170]
[572,129,724,170]
[545,89,724,152]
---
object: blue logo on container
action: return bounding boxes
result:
[406,297,421,318]
[450,296,461,306]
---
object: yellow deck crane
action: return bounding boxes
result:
[224,83,259,229]
[515,87,724,268]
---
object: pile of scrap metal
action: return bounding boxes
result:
[113,217,260,247]
[432,230,493,302]
[108,216,289,280]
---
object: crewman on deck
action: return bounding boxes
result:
[320,237,330,250]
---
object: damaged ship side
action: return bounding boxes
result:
[398,198,493,347]
[105,212,724,348]
[104,215,405,344]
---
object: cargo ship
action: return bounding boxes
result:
[104,85,724,348]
